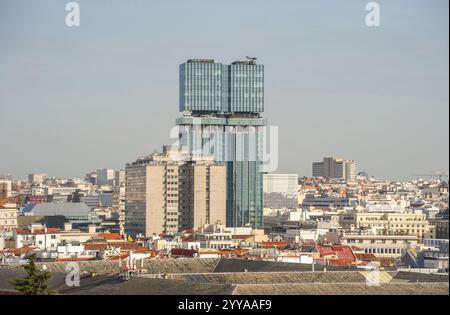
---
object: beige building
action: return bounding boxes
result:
[340,211,436,240]
[0,203,18,236]
[125,146,226,237]
[341,233,420,258]
[179,162,226,230]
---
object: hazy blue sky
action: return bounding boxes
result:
[0,0,448,180]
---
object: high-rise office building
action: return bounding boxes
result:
[312,157,356,181]
[125,146,226,237]
[180,58,264,114]
[177,58,266,229]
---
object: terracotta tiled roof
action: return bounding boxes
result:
[113,242,150,252]
[317,245,356,265]
[260,241,290,249]
[84,243,108,251]
[355,253,377,261]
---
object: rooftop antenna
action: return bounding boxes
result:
[245,56,257,64]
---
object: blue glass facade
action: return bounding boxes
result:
[229,63,264,113]
[177,59,265,229]
[180,59,264,114]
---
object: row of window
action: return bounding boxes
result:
[364,247,404,254]
[347,239,399,244]
[1,220,15,224]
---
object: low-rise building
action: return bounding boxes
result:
[340,211,436,240]
[14,224,61,251]
[340,232,420,258]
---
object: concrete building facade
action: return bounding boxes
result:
[177,58,266,229]
[125,146,226,237]
[312,157,356,181]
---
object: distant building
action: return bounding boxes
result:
[0,180,12,198]
[14,224,61,251]
[97,169,115,186]
[402,239,449,269]
[114,170,125,188]
[430,218,449,239]
[312,157,356,181]
[45,187,78,203]
[340,211,436,240]
[99,191,113,208]
[28,173,48,185]
[80,194,100,209]
[302,196,358,209]
[341,232,419,258]
[112,185,126,233]
[21,202,95,224]
[85,172,97,185]
[263,174,298,209]
[177,58,266,229]
[0,203,18,236]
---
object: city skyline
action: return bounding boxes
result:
[0,0,448,181]
[0,1,448,299]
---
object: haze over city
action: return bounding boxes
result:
[0,0,448,180]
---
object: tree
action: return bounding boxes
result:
[10,254,57,295]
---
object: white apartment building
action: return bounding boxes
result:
[312,157,356,181]
[28,173,48,185]
[14,224,60,251]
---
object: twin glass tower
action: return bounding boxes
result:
[176,58,267,229]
